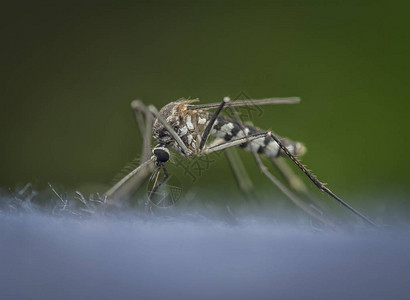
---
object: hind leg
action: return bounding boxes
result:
[225,98,336,227]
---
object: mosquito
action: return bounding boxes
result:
[105,96,378,228]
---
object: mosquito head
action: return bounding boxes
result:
[152,144,170,164]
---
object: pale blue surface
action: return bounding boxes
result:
[1,212,409,300]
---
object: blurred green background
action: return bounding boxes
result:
[1,1,409,200]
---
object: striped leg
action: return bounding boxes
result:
[267,132,380,228]
[224,101,335,226]
[270,157,327,213]
[194,98,331,225]
[204,132,335,225]
[252,152,336,227]
[211,99,379,228]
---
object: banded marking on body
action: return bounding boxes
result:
[211,116,305,158]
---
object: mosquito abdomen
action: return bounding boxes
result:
[211,116,306,158]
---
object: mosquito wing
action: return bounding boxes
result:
[186,97,300,110]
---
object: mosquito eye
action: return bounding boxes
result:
[153,148,170,163]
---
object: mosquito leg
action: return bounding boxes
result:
[206,137,225,149]
[271,157,308,193]
[131,100,154,161]
[105,159,153,198]
[205,135,256,201]
[146,165,169,214]
[224,102,312,200]
[199,97,230,150]
[225,101,335,226]
[210,126,379,227]
[224,147,256,202]
[104,101,155,200]
[267,132,380,228]
[221,100,256,202]
[131,100,147,137]
[218,99,307,196]
[223,98,377,227]
[253,153,336,227]
[203,131,268,153]
[270,157,327,213]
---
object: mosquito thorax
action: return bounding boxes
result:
[152,145,170,164]
[152,99,210,156]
